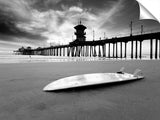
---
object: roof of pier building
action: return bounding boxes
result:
[74,21,87,30]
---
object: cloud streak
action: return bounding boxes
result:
[0,0,47,42]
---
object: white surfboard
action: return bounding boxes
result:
[43,68,144,91]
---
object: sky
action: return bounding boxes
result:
[0,0,160,53]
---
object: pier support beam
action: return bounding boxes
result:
[44,50,46,56]
[54,48,56,56]
[155,39,158,59]
[90,46,92,57]
[124,42,127,58]
[108,43,110,58]
[85,46,88,57]
[113,43,115,58]
[87,46,89,57]
[150,39,153,59]
[82,46,85,57]
[47,50,49,56]
[139,41,142,59]
[44,50,47,55]
[60,48,62,56]
[116,42,118,58]
[55,48,57,56]
[158,39,160,59]
[75,46,78,57]
[120,42,123,58]
[79,46,83,57]
[85,46,87,57]
[135,40,138,59]
[80,46,83,57]
[77,46,79,57]
[103,44,106,57]
[48,49,50,56]
[88,46,90,57]
[131,40,133,59]
[80,46,82,57]
[159,40,160,59]
[51,49,53,56]
[46,50,48,55]
[94,45,97,57]
[53,49,55,56]
[63,47,66,56]
[58,48,60,56]
[76,46,79,57]
[67,47,70,57]
[99,45,101,57]
[77,46,80,57]
[49,49,50,56]
[46,50,48,56]
[45,50,47,56]
[50,49,52,56]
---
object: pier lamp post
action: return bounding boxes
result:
[141,25,144,34]
[130,21,133,36]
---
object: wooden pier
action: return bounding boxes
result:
[16,22,160,59]
[20,32,160,59]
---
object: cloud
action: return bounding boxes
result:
[75,0,126,39]
[0,0,159,53]
[0,0,126,44]
[30,0,64,11]
[0,16,47,42]
[0,0,47,43]
[4,0,126,44]
[0,0,32,22]
[69,6,83,13]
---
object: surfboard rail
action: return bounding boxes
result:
[43,69,144,91]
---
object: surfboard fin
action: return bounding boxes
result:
[133,69,142,77]
[117,67,125,74]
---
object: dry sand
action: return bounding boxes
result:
[0,60,160,120]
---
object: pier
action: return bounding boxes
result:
[16,22,160,59]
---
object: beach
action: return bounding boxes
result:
[0,60,160,120]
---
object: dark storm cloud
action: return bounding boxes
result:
[30,0,65,11]
[0,0,47,41]
[0,0,32,22]
[98,0,160,37]
[31,0,119,13]
[0,16,46,41]
[100,0,139,30]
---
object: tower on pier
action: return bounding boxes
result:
[74,21,87,42]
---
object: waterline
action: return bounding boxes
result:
[0,54,155,64]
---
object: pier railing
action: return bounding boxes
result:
[17,32,160,59]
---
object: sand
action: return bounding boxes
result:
[0,60,160,120]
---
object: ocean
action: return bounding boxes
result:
[0,54,152,64]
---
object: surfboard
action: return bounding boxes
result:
[43,68,144,91]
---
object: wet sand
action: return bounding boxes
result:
[0,60,160,120]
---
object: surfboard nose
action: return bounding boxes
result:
[43,84,56,91]
[43,86,50,91]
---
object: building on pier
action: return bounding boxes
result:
[73,21,87,43]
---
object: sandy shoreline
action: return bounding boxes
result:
[0,60,160,120]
